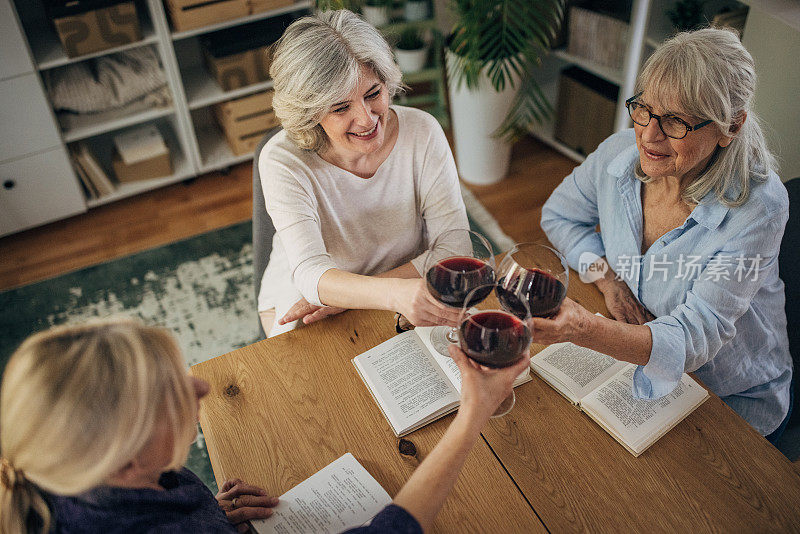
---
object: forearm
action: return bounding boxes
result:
[392,410,484,531]
[376,262,420,279]
[316,269,398,310]
[581,315,652,366]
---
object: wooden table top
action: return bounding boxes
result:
[192,276,800,533]
[192,308,546,533]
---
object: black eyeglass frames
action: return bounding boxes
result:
[625,92,713,139]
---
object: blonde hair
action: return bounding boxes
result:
[0,319,196,534]
[634,27,776,207]
[269,9,404,152]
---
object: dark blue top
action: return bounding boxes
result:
[45,468,421,534]
[47,469,236,533]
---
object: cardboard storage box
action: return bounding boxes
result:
[111,125,173,182]
[213,91,280,156]
[248,0,294,14]
[200,14,294,90]
[203,45,272,91]
[45,0,142,58]
[166,0,249,32]
[554,66,618,156]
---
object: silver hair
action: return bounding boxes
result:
[269,9,404,152]
[634,27,776,207]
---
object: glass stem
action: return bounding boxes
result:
[445,327,459,344]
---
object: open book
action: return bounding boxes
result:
[531,342,709,456]
[353,327,531,436]
[253,453,391,534]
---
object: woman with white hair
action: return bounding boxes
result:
[257,9,469,337]
[0,319,527,532]
[536,28,792,443]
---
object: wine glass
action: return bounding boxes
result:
[496,242,569,319]
[457,283,532,417]
[423,229,496,356]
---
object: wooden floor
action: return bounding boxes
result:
[0,136,577,291]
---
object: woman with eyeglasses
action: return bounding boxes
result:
[536,28,792,443]
[256,10,468,337]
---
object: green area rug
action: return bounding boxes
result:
[0,186,514,492]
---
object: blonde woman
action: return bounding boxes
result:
[537,28,792,442]
[0,320,276,533]
[258,9,469,337]
[0,319,528,533]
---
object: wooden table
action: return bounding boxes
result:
[193,279,800,533]
[193,308,546,533]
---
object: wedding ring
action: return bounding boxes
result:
[232,497,239,509]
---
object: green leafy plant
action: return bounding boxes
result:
[364,0,392,7]
[667,0,706,32]
[396,27,424,50]
[447,0,565,141]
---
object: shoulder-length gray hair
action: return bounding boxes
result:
[634,27,775,207]
[269,9,404,152]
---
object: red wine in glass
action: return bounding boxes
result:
[459,310,531,368]
[426,256,496,308]
[497,269,567,318]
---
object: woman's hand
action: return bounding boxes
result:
[389,278,462,327]
[529,297,599,346]
[216,479,279,532]
[279,298,347,326]
[449,344,531,422]
[595,277,655,325]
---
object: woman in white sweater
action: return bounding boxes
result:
[258,10,469,336]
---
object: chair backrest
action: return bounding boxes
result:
[779,177,800,417]
[253,128,281,339]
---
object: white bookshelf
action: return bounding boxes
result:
[183,65,275,110]
[5,0,312,231]
[61,106,175,143]
[171,0,310,40]
[529,0,751,160]
[34,18,158,70]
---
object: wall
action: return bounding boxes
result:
[742,6,800,181]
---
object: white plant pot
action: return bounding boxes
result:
[446,50,519,185]
[394,46,428,73]
[403,0,428,21]
[361,5,389,27]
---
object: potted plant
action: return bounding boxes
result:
[361,0,392,27]
[394,28,428,73]
[446,0,565,184]
[404,0,429,21]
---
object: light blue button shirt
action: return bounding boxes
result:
[541,129,792,435]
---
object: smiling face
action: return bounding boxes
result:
[634,91,733,184]
[318,65,390,161]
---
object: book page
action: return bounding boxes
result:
[352,330,460,434]
[253,453,391,534]
[581,366,709,454]
[531,342,627,402]
[416,326,531,393]
[415,326,463,389]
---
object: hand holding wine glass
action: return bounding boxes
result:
[448,343,531,422]
[457,283,533,417]
[423,228,496,356]
[388,278,462,327]
[496,242,569,319]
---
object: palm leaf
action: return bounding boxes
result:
[447,0,565,141]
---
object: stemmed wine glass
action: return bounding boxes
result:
[423,229,496,356]
[496,243,569,319]
[457,283,532,417]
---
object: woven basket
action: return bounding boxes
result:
[567,7,629,71]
